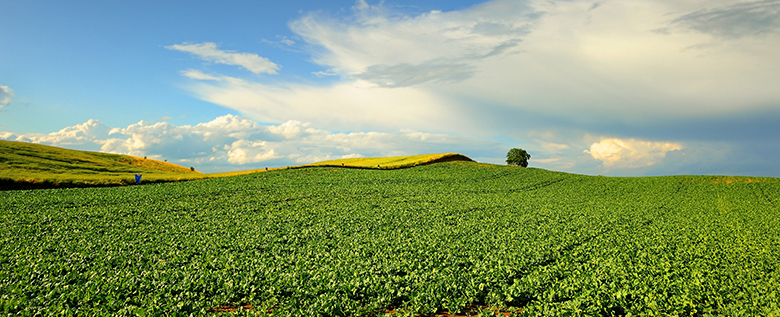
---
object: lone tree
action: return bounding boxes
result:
[506,148,531,167]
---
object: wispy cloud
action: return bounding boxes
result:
[180,69,222,81]
[671,0,780,39]
[0,86,13,108]
[354,61,475,88]
[184,79,460,133]
[166,42,280,74]
[262,35,296,46]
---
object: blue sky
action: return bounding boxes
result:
[2,0,779,176]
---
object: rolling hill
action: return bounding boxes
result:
[303,153,474,169]
[0,140,477,190]
[0,140,205,189]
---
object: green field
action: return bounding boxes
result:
[2,161,779,316]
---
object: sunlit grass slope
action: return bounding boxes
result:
[192,153,476,177]
[304,153,474,169]
[123,155,200,174]
[0,140,205,189]
[1,141,476,189]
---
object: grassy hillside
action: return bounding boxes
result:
[1,161,778,316]
[203,153,476,178]
[0,141,477,189]
[0,140,205,189]
[304,153,474,169]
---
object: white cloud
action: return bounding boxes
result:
[226,140,278,164]
[153,0,780,176]
[585,138,684,169]
[0,85,13,108]
[266,120,307,139]
[185,78,459,133]
[444,0,780,121]
[260,36,299,51]
[180,69,222,81]
[536,140,570,152]
[0,114,500,172]
[0,119,111,151]
[171,0,780,139]
[533,158,563,164]
[278,36,295,46]
[166,42,280,75]
[289,0,536,85]
[312,69,339,77]
[52,119,111,141]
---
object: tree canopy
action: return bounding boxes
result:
[506,148,531,167]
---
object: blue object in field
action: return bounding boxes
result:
[134,174,142,184]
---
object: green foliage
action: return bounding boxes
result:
[506,148,530,167]
[1,162,779,316]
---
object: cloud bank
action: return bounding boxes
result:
[1,115,502,173]
[154,0,780,176]
[4,113,777,176]
[170,0,779,134]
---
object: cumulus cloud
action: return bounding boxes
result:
[0,114,500,172]
[0,86,13,108]
[0,119,112,152]
[585,138,684,169]
[226,140,278,165]
[166,42,280,75]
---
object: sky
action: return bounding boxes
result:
[1,0,779,176]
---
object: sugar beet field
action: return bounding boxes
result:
[2,161,780,316]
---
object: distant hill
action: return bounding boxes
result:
[200,153,477,177]
[303,153,474,169]
[0,140,205,189]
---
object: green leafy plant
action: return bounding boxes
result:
[1,161,778,316]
